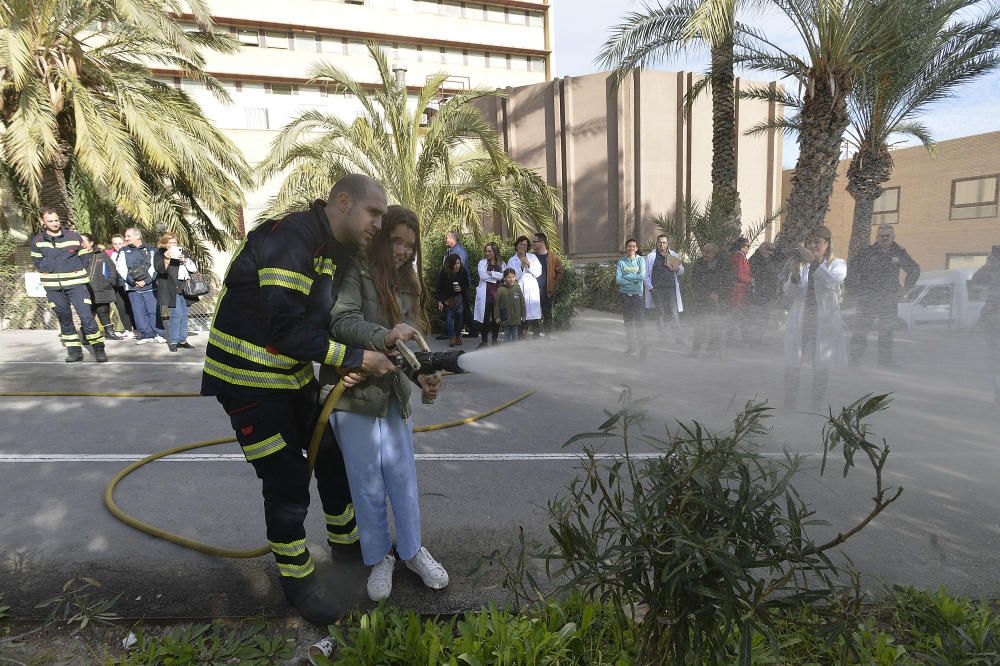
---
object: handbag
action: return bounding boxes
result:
[181,272,210,297]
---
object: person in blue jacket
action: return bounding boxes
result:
[616,238,647,357]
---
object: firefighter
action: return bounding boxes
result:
[201,174,401,625]
[30,208,107,363]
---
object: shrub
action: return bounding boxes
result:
[542,391,902,665]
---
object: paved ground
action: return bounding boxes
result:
[1,310,998,621]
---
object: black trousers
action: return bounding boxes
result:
[218,387,356,579]
[93,302,113,333]
[480,302,499,343]
[46,284,103,348]
[850,298,896,365]
[113,287,134,331]
[540,290,555,332]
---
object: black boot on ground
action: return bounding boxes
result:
[93,344,108,363]
[65,348,84,363]
[278,573,349,627]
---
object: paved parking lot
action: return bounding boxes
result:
[1,311,998,619]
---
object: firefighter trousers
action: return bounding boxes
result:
[218,387,356,579]
[46,284,103,348]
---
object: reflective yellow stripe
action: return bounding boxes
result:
[325,503,355,526]
[241,433,287,461]
[51,240,80,248]
[313,257,336,278]
[31,252,43,258]
[324,340,347,366]
[208,326,299,369]
[258,268,313,295]
[78,247,92,256]
[277,558,315,579]
[204,357,314,390]
[268,538,307,557]
[327,526,359,544]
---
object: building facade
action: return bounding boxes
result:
[781,130,1000,271]
[0,0,554,238]
[475,69,784,259]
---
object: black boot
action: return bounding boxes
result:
[278,573,349,627]
[65,347,84,363]
[93,344,108,363]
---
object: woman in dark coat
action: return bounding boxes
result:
[436,253,470,347]
[154,233,197,351]
[80,234,124,340]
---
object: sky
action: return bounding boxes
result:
[553,0,1000,168]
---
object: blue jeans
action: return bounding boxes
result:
[167,293,189,344]
[329,399,421,566]
[503,325,520,342]
[128,289,164,340]
[445,296,464,338]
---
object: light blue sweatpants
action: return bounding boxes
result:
[329,399,422,566]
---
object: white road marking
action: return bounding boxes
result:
[0,361,205,366]
[0,451,802,463]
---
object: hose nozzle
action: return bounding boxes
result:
[393,332,466,376]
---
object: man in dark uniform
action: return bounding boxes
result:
[30,208,108,362]
[849,225,920,368]
[201,174,401,625]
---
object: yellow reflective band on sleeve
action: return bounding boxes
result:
[268,538,307,557]
[204,357,314,391]
[258,268,313,295]
[31,252,43,258]
[83,298,92,305]
[208,326,299,369]
[52,240,80,248]
[327,526,359,544]
[325,503,355,526]
[241,433,287,461]
[277,558,315,579]
[324,340,347,367]
[313,257,336,278]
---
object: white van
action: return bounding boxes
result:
[897,268,985,329]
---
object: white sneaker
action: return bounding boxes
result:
[134,337,151,345]
[154,335,167,343]
[367,553,395,602]
[405,547,449,590]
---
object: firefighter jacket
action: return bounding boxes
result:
[30,228,91,290]
[201,200,365,398]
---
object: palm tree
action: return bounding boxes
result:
[257,43,562,249]
[845,0,1000,259]
[0,0,252,254]
[598,0,763,234]
[736,0,908,251]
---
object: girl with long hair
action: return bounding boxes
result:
[436,252,469,347]
[320,205,448,602]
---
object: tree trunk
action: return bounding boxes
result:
[846,141,893,260]
[39,144,73,228]
[710,40,741,235]
[778,69,852,252]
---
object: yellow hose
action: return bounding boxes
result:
[100,387,534,558]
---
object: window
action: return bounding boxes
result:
[486,6,505,22]
[345,0,366,5]
[264,30,290,49]
[528,11,544,27]
[245,107,269,129]
[463,3,484,20]
[871,186,899,225]
[951,175,998,219]
[946,253,989,270]
[527,56,545,73]
[443,1,461,18]
[467,50,485,68]
[920,285,952,307]
[445,48,463,65]
[510,54,527,71]
[236,28,260,47]
[293,33,318,52]
[269,83,295,95]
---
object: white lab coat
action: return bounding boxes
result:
[643,249,685,312]
[508,252,542,321]
[783,257,848,369]
[473,258,506,323]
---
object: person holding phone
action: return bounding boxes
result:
[436,253,469,347]
[155,233,198,352]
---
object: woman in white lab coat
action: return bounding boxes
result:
[473,242,506,347]
[508,235,542,337]
[783,225,847,410]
